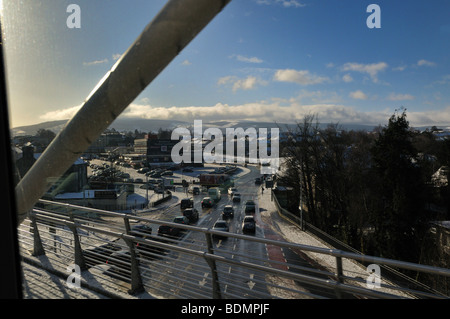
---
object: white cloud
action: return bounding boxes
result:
[83,58,109,66]
[387,93,415,101]
[341,62,388,83]
[273,69,329,85]
[342,74,353,83]
[393,65,407,71]
[231,54,263,64]
[39,105,82,121]
[112,53,122,61]
[349,90,368,100]
[38,100,450,128]
[255,0,306,8]
[218,75,268,92]
[417,59,436,67]
[181,59,192,66]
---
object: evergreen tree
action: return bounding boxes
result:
[370,109,427,261]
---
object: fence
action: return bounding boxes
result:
[17,199,450,299]
[270,189,450,297]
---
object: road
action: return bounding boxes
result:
[86,160,353,298]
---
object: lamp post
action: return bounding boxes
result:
[299,168,304,231]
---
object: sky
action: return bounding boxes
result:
[3,0,450,129]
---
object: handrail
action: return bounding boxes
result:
[19,200,450,299]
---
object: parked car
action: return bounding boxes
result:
[161,170,173,176]
[222,205,234,219]
[242,216,256,234]
[232,193,241,202]
[212,220,229,238]
[180,198,194,210]
[137,167,150,174]
[245,200,256,214]
[201,196,214,208]
[255,177,262,184]
[183,208,199,223]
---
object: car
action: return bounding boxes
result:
[129,224,162,257]
[183,208,199,223]
[201,196,214,208]
[245,200,256,214]
[173,216,189,233]
[222,205,234,219]
[228,188,238,196]
[105,250,133,280]
[212,220,229,238]
[255,177,262,184]
[232,193,241,202]
[189,186,201,195]
[137,167,150,174]
[161,170,173,176]
[83,239,124,266]
[242,216,256,234]
[157,225,181,239]
[180,198,194,210]
[182,167,193,172]
[173,216,189,225]
[130,224,152,238]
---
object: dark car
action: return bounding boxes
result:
[201,196,214,208]
[242,215,256,234]
[183,208,199,223]
[83,239,124,266]
[180,198,194,210]
[129,224,161,257]
[222,205,234,219]
[212,220,229,239]
[189,186,201,195]
[105,250,133,280]
[233,193,241,202]
[158,225,181,239]
[245,200,256,214]
[255,177,262,184]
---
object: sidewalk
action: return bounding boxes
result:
[21,259,110,299]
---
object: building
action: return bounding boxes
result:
[134,134,178,164]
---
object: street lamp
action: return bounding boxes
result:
[299,169,304,231]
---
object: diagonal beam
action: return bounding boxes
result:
[15,0,231,226]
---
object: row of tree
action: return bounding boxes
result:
[278,109,450,267]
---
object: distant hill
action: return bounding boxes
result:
[11,117,384,137]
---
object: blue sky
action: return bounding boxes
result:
[4,0,450,128]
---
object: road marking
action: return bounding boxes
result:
[247,274,256,290]
[199,272,208,286]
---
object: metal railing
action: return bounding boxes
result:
[271,189,450,297]
[18,200,450,299]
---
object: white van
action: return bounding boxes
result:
[208,187,221,202]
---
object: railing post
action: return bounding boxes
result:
[204,232,222,299]
[67,206,87,271]
[123,217,144,295]
[29,212,45,256]
[335,255,344,299]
